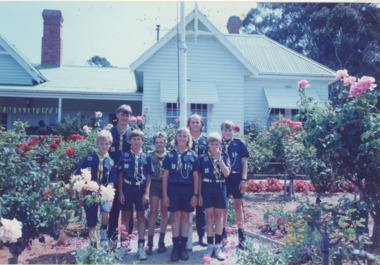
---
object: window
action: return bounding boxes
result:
[166,103,179,125]
[109,114,118,126]
[190,104,208,132]
[0,113,7,130]
[270,108,285,115]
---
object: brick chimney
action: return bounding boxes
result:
[227,16,241,34]
[41,10,63,66]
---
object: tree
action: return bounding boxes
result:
[241,3,380,82]
[87,56,112,67]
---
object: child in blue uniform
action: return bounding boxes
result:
[220,120,249,250]
[118,130,153,260]
[75,130,117,247]
[162,127,200,262]
[199,132,230,261]
[187,114,208,247]
[146,132,169,255]
[108,104,134,240]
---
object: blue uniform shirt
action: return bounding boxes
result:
[162,149,200,185]
[221,138,249,172]
[199,153,230,180]
[191,135,208,157]
[117,151,154,182]
[109,126,133,162]
[75,152,117,186]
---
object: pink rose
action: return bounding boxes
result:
[298,80,310,91]
[129,116,137,123]
[144,245,149,250]
[230,240,236,247]
[222,239,228,245]
[282,119,288,124]
[225,247,232,253]
[202,257,213,265]
[225,227,232,233]
[145,106,150,111]
[343,76,356,87]
[335,69,348,81]
[174,117,180,123]
[146,125,151,130]
[285,135,290,139]
[76,242,83,248]
[94,111,103,118]
[245,210,253,218]
[136,116,143,122]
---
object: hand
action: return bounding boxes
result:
[239,181,247,193]
[198,195,203,207]
[119,192,125,205]
[142,193,149,205]
[163,195,170,208]
[214,148,222,160]
[190,195,198,208]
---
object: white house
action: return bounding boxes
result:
[130,9,335,132]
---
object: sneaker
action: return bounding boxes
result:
[138,245,148,260]
[214,244,225,261]
[100,228,108,246]
[203,244,213,258]
[158,241,167,253]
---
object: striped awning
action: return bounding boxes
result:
[264,87,320,109]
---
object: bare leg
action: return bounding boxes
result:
[214,209,224,235]
[159,199,169,233]
[205,208,215,237]
[233,198,244,229]
[148,197,159,236]
[136,211,146,240]
[180,212,190,237]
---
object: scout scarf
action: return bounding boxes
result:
[96,151,110,184]
[154,151,166,177]
[117,125,129,151]
[131,148,143,180]
[192,135,202,156]
[174,148,188,172]
[208,150,220,179]
[222,137,234,156]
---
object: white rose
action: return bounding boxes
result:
[83,181,99,192]
[81,168,92,183]
[100,185,115,202]
[73,180,86,193]
[70,174,82,183]
[83,125,92,134]
[0,218,22,243]
[94,111,103,118]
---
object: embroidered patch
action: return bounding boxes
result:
[205,168,209,173]
[171,163,176,169]
[110,146,115,152]
[87,156,93,161]
[233,142,238,146]
[187,151,192,156]
[125,153,130,157]
[124,164,129,169]
[110,160,114,166]
[169,154,173,158]
[204,156,209,161]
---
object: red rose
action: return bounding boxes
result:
[234,125,241,132]
[40,136,46,141]
[42,162,47,166]
[55,139,61,144]
[18,152,24,157]
[50,143,58,150]
[50,149,55,153]
[17,144,23,148]
[66,148,75,157]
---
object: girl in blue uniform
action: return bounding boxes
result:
[162,127,200,261]
[198,132,230,261]
[220,120,249,250]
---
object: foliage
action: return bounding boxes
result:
[262,205,293,238]
[0,121,82,257]
[52,112,96,140]
[242,3,380,82]
[87,56,112,68]
[236,238,281,265]
[226,199,236,227]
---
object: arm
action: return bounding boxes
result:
[118,171,125,205]
[142,173,151,204]
[239,157,248,193]
[198,171,203,207]
[215,149,230,177]
[190,170,199,207]
[162,169,170,207]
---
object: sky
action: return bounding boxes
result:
[0,1,258,67]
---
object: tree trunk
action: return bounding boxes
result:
[321,234,329,265]
[8,255,18,264]
[369,215,380,253]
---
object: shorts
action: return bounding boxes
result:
[150,180,163,198]
[201,181,227,209]
[119,181,149,212]
[84,199,110,228]
[167,183,194,213]
[226,173,245,199]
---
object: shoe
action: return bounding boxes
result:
[100,228,108,246]
[146,245,153,255]
[238,230,247,251]
[203,244,213,258]
[179,241,189,260]
[171,244,180,261]
[158,241,167,253]
[198,236,207,247]
[138,245,148,260]
[214,244,225,261]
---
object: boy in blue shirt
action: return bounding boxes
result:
[198,132,230,261]
[118,129,153,260]
[220,120,249,250]
[75,130,117,247]
[162,127,200,262]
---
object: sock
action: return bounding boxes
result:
[138,239,145,247]
[222,228,226,236]
[207,236,214,245]
[159,232,165,243]
[180,237,188,247]
[148,235,153,247]
[215,234,222,244]
[172,237,179,247]
[100,224,107,230]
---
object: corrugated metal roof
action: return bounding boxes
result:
[264,87,319,109]
[160,80,219,104]
[35,65,137,94]
[225,34,335,76]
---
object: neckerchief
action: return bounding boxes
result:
[117,125,129,151]
[96,151,110,184]
[131,148,143,180]
[154,150,167,177]
[208,150,220,179]
[192,135,202,156]
[174,148,188,172]
[222,138,233,156]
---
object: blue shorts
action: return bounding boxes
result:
[167,183,194,213]
[84,200,110,228]
[201,181,227,209]
[226,173,245,199]
[119,181,149,212]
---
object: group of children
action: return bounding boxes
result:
[77,104,249,262]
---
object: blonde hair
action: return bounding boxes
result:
[129,129,145,142]
[221,120,234,130]
[172,127,192,149]
[207,132,222,143]
[153,132,168,144]
[96,130,113,144]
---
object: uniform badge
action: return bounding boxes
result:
[110,160,114,166]
[233,142,238,146]
[171,163,176,169]
[110,146,115,152]
[169,154,173,158]
[204,156,209,161]
[187,151,192,156]
[87,156,93,161]
[125,153,130,157]
[205,168,209,173]
[124,164,129,169]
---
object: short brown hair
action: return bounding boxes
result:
[221,120,234,130]
[153,132,168,144]
[116,104,132,115]
[129,129,145,142]
[207,132,222,143]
